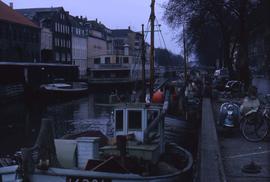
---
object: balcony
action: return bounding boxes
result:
[88,77,134,84]
[90,64,131,70]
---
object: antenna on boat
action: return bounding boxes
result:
[150,0,155,98]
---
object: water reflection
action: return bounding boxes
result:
[0,93,112,155]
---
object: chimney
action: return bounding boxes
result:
[9,2,13,9]
[96,18,98,22]
[128,26,131,30]
[80,16,83,19]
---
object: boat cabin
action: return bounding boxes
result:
[113,103,163,142]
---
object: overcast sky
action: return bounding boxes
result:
[3,0,181,54]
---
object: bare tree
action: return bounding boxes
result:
[164,0,262,87]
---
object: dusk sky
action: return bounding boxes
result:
[3,0,181,54]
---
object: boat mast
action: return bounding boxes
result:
[183,23,187,85]
[141,24,146,98]
[150,0,155,97]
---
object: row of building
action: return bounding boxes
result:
[0,1,150,82]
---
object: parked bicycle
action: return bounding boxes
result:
[241,105,270,142]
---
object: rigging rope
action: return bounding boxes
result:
[155,18,167,50]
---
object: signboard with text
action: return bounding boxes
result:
[66,176,112,182]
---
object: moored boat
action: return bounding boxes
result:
[0,94,193,182]
[40,82,88,97]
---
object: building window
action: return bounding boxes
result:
[123,57,129,64]
[128,110,142,130]
[94,58,101,64]
[55,38,58,46]
[62,53,65,61]
[55,52,60,61]
[55,23,57,32]
[116,57,120,64]
[105,57,110,64]
[115,110,124,131]
[60,14,64,20]
[57,23,60,32]
[67,53,71,62]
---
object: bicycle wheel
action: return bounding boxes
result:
[241,118,269,142]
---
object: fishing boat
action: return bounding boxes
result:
[0,92,193,182]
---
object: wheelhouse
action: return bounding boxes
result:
[113,104,162,142]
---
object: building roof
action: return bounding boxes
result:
[0,1,39,28]
[87,20,108,32]
[16,7,62,20]
[112,29,133,37]
[69,15,86,27]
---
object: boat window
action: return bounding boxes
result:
[115,110,123,131]
[128,110,142,130]
[147,110,159,131]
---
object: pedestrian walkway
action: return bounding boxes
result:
[213,100,270,182]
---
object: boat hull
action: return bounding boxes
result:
[39,82,88,99]
[0,144,192,182]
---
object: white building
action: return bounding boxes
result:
[72,36,87,76]
[69,16,88,77]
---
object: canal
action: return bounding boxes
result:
[0,92,114,155]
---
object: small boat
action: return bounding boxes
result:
[40,82,88,97]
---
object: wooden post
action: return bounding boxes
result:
[34,119,59,168]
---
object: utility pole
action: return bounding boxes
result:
[150,0,155,97]
[141,24,146,99]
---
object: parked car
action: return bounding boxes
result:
[225,80,243,93]
[214,68,229,79]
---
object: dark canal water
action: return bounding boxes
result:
[0,92,113,155]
